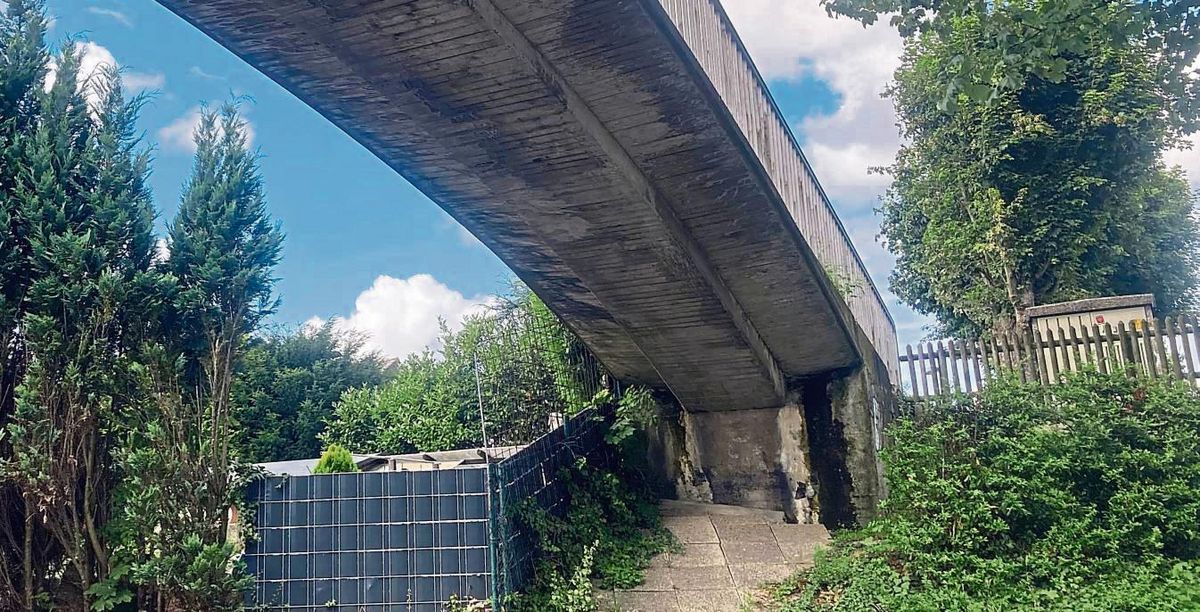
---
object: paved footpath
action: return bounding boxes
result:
[596,500,830,612]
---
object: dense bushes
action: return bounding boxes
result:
[233,322,389,462]
[322,289,598,455]
[766,371,1200,611]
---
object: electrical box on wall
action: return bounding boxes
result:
[1026,294,1156,336]
[1025,294,1156,371]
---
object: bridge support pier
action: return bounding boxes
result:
[643,349,897,527]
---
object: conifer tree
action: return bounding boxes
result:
[0,6,162,604]
[110,103,281,610]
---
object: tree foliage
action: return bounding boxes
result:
[106,103,281,611]
[766,372,1200,611]
[872,7,1199,335]
[233,322,389,463]
[822,0,1200,118]
[323,287,600,455]
[0,3,283,608]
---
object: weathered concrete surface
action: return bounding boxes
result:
[153,0,891,413]
[596,500,830,612]
[645,319,896,526]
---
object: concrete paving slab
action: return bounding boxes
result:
[676,589,745,612]
[610,502,820,610]
[631,566,673,592]
[728,562,793,588]
[770,524,829,565]
[710,513,771,528]
[595,589,618,611]
[664,515,720,544]
[670,565,735,591]
[615,590,680,612]
[670,543,726,568]
[714,522,776,544]
[721,540,786,565]
[660,500,785,521]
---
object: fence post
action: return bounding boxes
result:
[905,344,919,399]
[1021,328,1036,384]
[1045,327,1062,383]
[1067,325,1083,372]
[1116,322,1135,376]
[936,340,950,393]
[1181,315,1197,388]
[1166,317,1183,380]
[948,340,961,393]
[984,336,993,379]
[1153,318,1171,380]
[1141,320,1159,378]
[1091,324,1107,375]
[917,342,931,398]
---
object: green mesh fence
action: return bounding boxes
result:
[469,299,614,605]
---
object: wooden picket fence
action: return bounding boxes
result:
[899,316,1200,398]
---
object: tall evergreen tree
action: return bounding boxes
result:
[0,2,50,604]
[110,103,281,610]
[0,6,163,604]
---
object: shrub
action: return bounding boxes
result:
[765,371,1200,611]
[312,445,358,474]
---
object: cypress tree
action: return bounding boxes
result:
[0,12,162,605]
[110,103,281,610]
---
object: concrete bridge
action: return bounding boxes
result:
[158,0,899,524]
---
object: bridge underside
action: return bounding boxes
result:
[158,0,863,412]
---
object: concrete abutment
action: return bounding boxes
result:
[643,344,897,528]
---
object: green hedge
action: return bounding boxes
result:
[769,371,1200,611]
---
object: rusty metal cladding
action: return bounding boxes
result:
[155,0,897,411]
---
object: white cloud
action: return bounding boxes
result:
[123,70,165,92]
[157,105,256,154]
[189,66,225,81]
[44,41,118,110]
[86,7,132,27]
[153,237,170,263]
[45,42,164,107]
[309,274,494,360]
[723,0,903,207]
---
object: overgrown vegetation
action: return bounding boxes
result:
[759,371,1200,611]
[506,411,678,611]
[322,287,596,454]
[233,323,389,463]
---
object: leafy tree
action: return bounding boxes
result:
[0,5,287,607]
[312,444,358,474]
[324,346,479,454]
[873,10,1199,335]
[0,6,167,604]
[323,289,602,455]
[233,322,388,463]
[822,0,1200,120]
[0,1,51,606]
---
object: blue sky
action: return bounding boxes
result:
[47,0,935,356]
